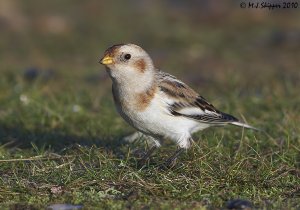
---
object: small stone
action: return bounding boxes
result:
[24,67,39,81]
[226,199,253,209]
[47,204,83,210]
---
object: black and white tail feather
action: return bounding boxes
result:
[157,70,259,131]
[230,121,260,131]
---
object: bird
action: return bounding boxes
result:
[99,43,258,167]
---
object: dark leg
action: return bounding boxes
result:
[138,145,157,166]
[161,148,184,169]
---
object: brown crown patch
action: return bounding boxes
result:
[136,85,156,111]
[134,59,146,73]
[104,44,124,57]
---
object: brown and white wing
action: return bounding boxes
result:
[156,70,239,124]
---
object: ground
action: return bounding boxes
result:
[0,1,299,209]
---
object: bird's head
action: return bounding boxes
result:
[99,44,155,86]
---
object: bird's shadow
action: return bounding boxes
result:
[0,123,127,156]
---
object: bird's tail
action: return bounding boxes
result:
[230,121,261,131]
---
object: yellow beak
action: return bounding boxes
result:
[100,55,113,65]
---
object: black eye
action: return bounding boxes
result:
[124,54,131,60]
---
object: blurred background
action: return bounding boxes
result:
[1,2,299,208]
[0,0,299,146]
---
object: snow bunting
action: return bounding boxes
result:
[100,43,257,166]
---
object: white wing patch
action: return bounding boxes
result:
[176,107,206,116]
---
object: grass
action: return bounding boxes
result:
[0,1,299,209]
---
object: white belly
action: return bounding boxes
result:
[115,92,209,145]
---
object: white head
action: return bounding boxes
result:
[99,44,155,90]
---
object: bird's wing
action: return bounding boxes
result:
[156,70,239,124]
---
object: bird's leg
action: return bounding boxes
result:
[160,137,193,168]
[138,136,161,166]
[161,148,185,168]
[141,145,157,161]
[138,145,157,166]
[141,136,161,162]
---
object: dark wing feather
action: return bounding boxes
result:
[156,70,239,124]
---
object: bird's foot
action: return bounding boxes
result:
[159,157,178,169]
[158,148,184,169]
[137,145,157,168]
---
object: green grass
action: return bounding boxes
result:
[0,1,300,209]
